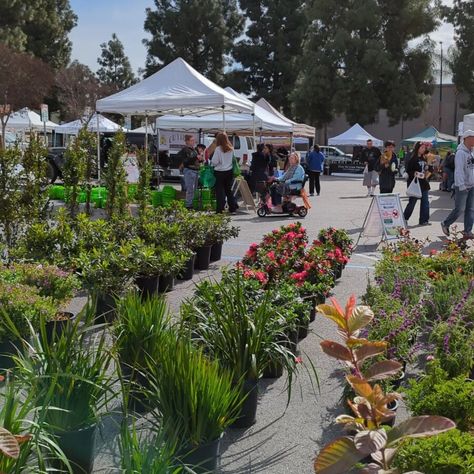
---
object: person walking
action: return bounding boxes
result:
[177,135,200,208]
[376,141,398,194]
[403,141,433,226]
[442,151,455,192]
[441,130,474,239]
[211,132,238,214]
[360,139,381,196]
[306,145,325,196]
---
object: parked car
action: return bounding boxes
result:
[319,146,352,164]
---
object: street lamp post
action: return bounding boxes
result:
[439,41,443,132]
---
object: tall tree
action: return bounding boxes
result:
[143,0,243,83]
[444,0,474,110]
[56,61,108,121]
[292,0,438,128]
[230,0,308,114]
[0,43,54,148]
[0,0,77,69]
[97,33,137,91]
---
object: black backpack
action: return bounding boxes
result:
[444,153,455,171]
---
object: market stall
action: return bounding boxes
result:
[328,123,383,147]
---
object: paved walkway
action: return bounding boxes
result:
[92,175,461,473]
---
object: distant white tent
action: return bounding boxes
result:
[96,58,253,116]
[255,98,315,138]
[5,107,57,131]
[55,113,123,135]
[328,123,383,147]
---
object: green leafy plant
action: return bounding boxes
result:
[135,148,152,218]
[405,361,474,432]
[146,333,242,447]
[393,429,474,474]
[313,297,455,474]
[13,307,114,433]
[0,283,56,342]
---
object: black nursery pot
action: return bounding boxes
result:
[177,436,221,474]
[0,339,21,372]
[177,254,196,281]
[262,360,284,379]
[158,274,175,293]
[335,263,343,280]
[95,293,116,323]
[196,245,212,270]
[135,275,160,299]
[53,424,96,474]
[120,363,150,414]
[231,379,258,429]
[210,242,223,262]
[45,312,75,344]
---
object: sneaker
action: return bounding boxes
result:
[440,221,450,236]
[309,193,314,196]
[463,231,474,240]
[317,193,320,196]
[419,221,431,226]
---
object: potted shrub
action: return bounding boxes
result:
[182,270,301,428]
[146,333,242,473]
[206,214,239,262]
[129,239,162,298]
[114,292,171,412]
[14,308,114,474]
[0,282,56,370]
[157,249,189,293]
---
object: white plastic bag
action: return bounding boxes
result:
[406,177,422,198]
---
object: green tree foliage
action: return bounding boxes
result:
[292,0,438,127]
[230,0,308,114]
[0,0,77,69]
[97,33,137,91]
[143,0,243,83]
[444,0,474,110]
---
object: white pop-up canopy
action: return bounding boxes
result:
[151,87,292,135]
[255,98,315,138]
[6,107,57,131]
[55,113,124,135]
[328,123,383,147]
[96,58,254,116]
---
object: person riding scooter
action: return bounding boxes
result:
[272,152,305,198]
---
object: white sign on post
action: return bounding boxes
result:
[40,103,49,122]
[361,194,406,241]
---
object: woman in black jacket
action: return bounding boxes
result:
[249,143,269,193]
[403,141,433,226]
[376,141,398,193]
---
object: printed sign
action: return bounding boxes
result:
[361,194,406,240]
[40,104,49,123]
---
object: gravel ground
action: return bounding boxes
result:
[67,175,461,473]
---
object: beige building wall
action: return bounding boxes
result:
[317,85,471,146]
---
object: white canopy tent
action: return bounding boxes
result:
[55,113,123,135]
[328,123,383,147]
[96,58,253,117]
[5,107,57,131]
[255,98,315,138]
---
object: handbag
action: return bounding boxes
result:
[406,177,422,199]
[232,155,241,178]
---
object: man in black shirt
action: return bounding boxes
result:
[361,139,382,196]
[177,135,200,208]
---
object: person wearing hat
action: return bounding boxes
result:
[376,140,398,193]
[441,130,474,238]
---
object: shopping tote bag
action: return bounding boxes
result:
[406,177,422,199]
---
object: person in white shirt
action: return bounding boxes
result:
[211,132,238,213]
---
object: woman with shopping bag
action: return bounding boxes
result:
[403,141,433,226]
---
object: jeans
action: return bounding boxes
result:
[214,169,237,213]
[183,168,199,208]
[404,189,430,224]
[443,187,474,233]
[308,170,321,195]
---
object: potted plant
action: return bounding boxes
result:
[129,239,162,298]
[145,333,242,473]
[313,296,456,474]
[0,282,56,370]
[13,307,114,474]
[114,292,171,412]
[183,270,301,428]
[157,249,189,293]
[206,214,239,262]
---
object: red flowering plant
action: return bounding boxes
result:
[242,222,308,285]
[317,227,353,262]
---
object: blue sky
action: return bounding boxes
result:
[69,0,455,77]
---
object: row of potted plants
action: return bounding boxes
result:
[313,230,474,473]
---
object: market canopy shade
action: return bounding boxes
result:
[255,98,315,138]
[328,123,383,146]
[96,58,254,116]
[55,113,123,135]
[401,126,456,145]
[150,87,293,135]
[5,107,57,131]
